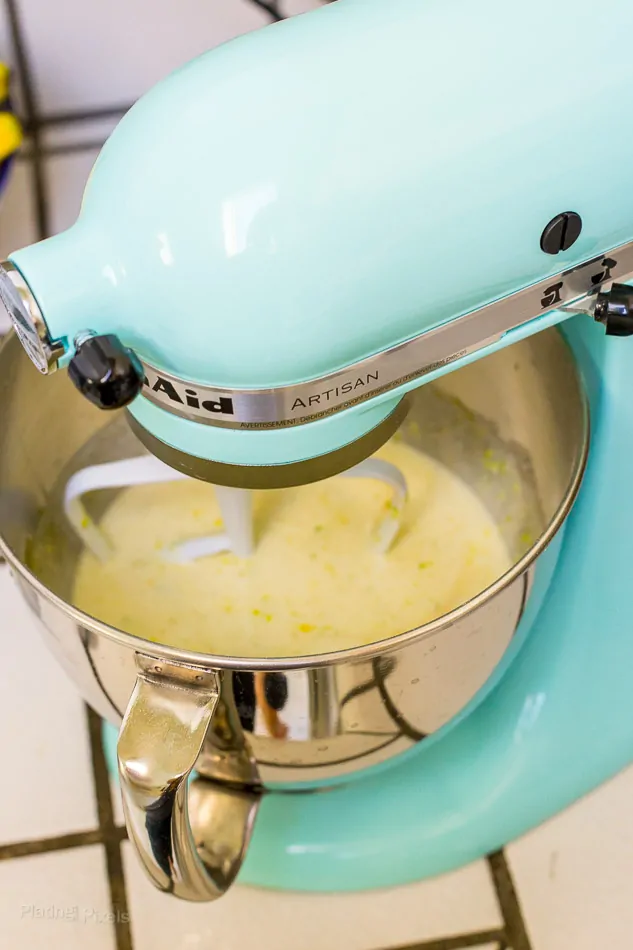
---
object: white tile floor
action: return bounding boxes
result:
[122,841,502,950]
[0,571,98,845]
[1,3,633,946]
[0,847,116,950]
[2,562,633,949]
[507,772,633,950]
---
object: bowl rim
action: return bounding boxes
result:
[0,339,591,671]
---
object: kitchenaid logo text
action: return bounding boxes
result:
[290,371,379,411]
[143,373,234,415]
[141,367,384,420]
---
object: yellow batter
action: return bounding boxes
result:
[72,441,512,658]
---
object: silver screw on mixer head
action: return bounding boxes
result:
[0,261,64,373]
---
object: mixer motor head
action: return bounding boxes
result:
[2,0,633,489]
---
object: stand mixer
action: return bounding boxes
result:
[0,0,632,903]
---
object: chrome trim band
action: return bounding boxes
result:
[139,240,633,430]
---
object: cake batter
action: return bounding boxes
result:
[72,441,512,658]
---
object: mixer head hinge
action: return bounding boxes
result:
[594,284,633,337]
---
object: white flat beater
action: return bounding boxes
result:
[63,455,408,563]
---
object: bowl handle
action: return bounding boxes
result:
[117,654,261,902]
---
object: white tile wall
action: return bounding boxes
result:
[0,154,37,335]
[0,846,116,949]
[0,151,100,326]
[0,1,25,116]
[279,0,327,16]
[44,150,100,234]
[0,156,36,255]
[18,0,272,115]
[123,841,502,950]
[41,114,122,151]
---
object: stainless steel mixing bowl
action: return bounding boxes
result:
[0,329,588,901]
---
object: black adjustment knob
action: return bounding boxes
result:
[68,334,144,409]
[594,284,633,337]
[540,212,583,254]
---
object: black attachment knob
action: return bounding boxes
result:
[540,212,583,255]
[594,285,633,337]
[68,334,144,409]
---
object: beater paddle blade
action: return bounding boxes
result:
[163,485,254,562]
[339,458,407,553]
[63,456,254,561]
[63,454,407,563]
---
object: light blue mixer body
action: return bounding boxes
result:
[9,0,633,889]
[107,315,633,890]
[10,0,633,466]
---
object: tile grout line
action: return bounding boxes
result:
[4,0,49,238]
[376,929,507,950]
[86,706,134,950]
[17,139,114,160]
[487,850,533,950]
[24,103,133,131]
[0,829,104,860]
[249,0,284,21]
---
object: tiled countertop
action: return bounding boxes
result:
[1,564,633,950]
[1,1,633,945]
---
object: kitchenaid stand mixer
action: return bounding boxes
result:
[0,0,633,903]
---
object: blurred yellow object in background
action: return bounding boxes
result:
[0,62,10,100]
[0,62,21,163]
[0,112,22,162]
